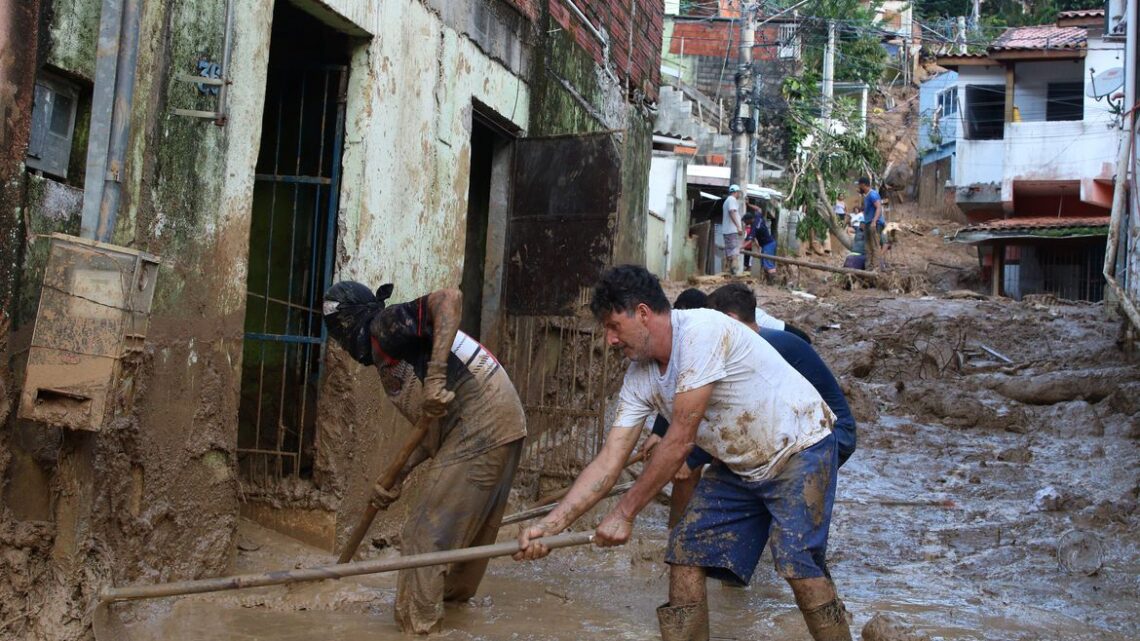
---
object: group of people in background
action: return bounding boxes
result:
[722,184,778,279]
[722,177,889,279]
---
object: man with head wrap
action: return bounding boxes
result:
[323,282,526,634]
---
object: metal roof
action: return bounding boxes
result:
[951,216,1110,244]
[990,25,1086,51]
[1056,9,1105,19]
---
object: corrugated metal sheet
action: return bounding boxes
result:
[504,133,621,315]
[1056,9,1105,20]
[965,216,1110,232]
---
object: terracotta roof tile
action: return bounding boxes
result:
[990,25,1086,51]
[964,216,1110,232]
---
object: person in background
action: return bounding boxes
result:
[834,195,846,224]
[744,203,778,281]
[843,213,866,271]
[721,185,745,276]
[857,177,885,271]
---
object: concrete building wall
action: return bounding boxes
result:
[1001,119,1120,202]
[918,70,957,162]
[647,155,697,279]
[0,0,664,637]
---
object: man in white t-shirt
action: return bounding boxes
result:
[514,266,852,641]
[721,185,745,275]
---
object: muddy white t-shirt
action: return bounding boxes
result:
[612,309,833,481]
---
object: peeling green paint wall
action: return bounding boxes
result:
[529,21,652,269]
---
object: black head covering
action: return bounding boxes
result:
[323,281,394,365]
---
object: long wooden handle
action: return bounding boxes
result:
[337,415,434,564]
[102,531,595,603]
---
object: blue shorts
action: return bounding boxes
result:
[665,434,838,584]
[760,239,778,271]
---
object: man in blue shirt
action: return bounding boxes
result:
[857,177,884,271]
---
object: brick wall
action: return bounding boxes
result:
[504,0,541,22]
[548,0,664,100]
[669,20,790,62]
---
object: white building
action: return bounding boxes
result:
[929,9,1126,301]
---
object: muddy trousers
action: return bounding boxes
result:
[865,225,882,271]
[394,439,523,634]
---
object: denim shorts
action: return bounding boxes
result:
[665,434,838,584]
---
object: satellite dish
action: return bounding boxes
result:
[1089,67,1124,99]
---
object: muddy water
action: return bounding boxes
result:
[122,288,1140,640]
[122,407,1139,641]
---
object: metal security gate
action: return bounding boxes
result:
[502,312,615,482]
[500,133,623,486]
[238,64,346,486]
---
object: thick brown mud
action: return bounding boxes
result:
[113,289,1140,641]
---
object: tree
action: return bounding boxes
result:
[781,80,882,251]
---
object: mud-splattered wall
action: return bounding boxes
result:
[2,0,272,637]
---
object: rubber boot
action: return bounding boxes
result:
[656,602,709,641]
[802,598,852,641]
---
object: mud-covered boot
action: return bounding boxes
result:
[656,602,709,641]
[802,598,852,641]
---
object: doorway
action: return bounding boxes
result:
[238,1,351,488]
[460,108,514,341]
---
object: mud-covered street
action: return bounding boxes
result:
[5,1,1140,639]
[116,286,1140,641]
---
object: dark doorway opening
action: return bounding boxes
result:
[238,1,350,487]
[459,112,512,340]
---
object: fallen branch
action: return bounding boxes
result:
[744,250,882,285]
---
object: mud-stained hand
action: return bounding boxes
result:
[422,360,454,417]
[594,508,633,547]
[371,484,401,510]
[513,522,555,561]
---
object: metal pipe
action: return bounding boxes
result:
[94,0,142,243]
[80,0,124,239]
[102,531,596,602]
[215,0,235,126]
[559,0,606,47]
[1102,113,1140,329]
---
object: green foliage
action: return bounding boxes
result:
[915,0,1098,25]
[779,88,882,245]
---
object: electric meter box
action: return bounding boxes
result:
[18,233,160,431]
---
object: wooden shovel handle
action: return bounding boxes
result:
[337,414,434,564]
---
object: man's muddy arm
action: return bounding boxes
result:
[532,425,639,532]
[609,384,712,521]
[425,288,462,363]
